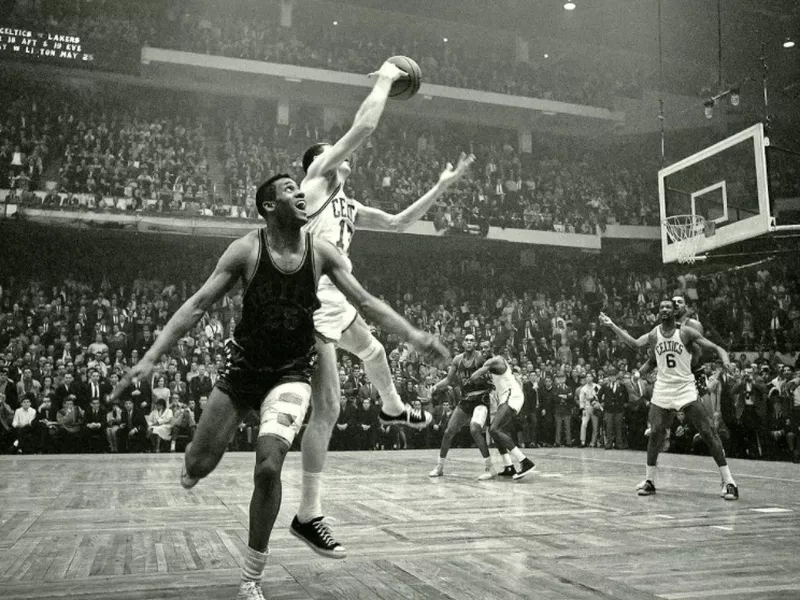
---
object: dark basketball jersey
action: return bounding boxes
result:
[456,352,491,399]
[232,230,320,370]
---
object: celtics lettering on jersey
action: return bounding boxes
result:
[304,184,361,262]
[654,327,693,387]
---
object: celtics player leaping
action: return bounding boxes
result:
[292,59,475,558]
[429,334,498,480]
[600,302,739,500]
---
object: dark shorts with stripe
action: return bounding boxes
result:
[458,390,491,412]
[215,340,315,412]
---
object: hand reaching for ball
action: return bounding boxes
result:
[370,61,407,82]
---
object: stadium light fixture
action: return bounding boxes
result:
[333,20,338,26]
[564,2,577,10]
[784,38,795,49]
[703,99,714,119]
[443,37,448,43]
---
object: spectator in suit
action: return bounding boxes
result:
[519,373,539,448]
[0,368,19,409]
[623,370,650,450]
[118,398,147,453]
[56,396,84,452]
[538,375,556,446]
[332,396,358,451]
[553,373,573,446]
[83,369,105,410]
[668,410,694,454]
[83,397,106,452]
[0,393,15,451]
[598,368,628,449]
[36,396,59,453]
[733,367,769,459]
[106,400,124,452]
[126,376,152,413]
[431,399,453,448]
[353,397,379,450]
[169,371,187,402]
[188,365,212,401]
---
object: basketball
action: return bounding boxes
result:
[387,55,422,100]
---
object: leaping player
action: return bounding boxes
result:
[291,59,476,558]
[600,302,739,500]
[466,341,536,480]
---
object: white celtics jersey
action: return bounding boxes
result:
[303,183,361,273]
[654,326,693,387]
[490,357,521,400]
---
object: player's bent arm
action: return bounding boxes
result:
[142,238,248,363]
[683,329,730,366]
[468,356,500,382]
[684,317,705,336]
[306,77,394,179]
[317,240,419,344]
[637,354,657,378]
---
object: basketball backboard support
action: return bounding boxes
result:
[658,123,772,264]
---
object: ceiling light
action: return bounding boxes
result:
[703,99,714,119]
[784,38,795,49]
[564,2,576,10]
[443,37,448,43]
[543,53,549,58]
[333,20,338,26]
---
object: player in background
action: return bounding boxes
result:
[600,302,739,500]
[467,342,536,480]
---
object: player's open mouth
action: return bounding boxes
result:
[295,200,306,211]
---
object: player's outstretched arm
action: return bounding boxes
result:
[306,61,405,179]
[317,239,450,368]
[599,312,652,349]
[111,238,248,399]
[355,153,476,232]
[683,328,731,367]
[432,361,458,394]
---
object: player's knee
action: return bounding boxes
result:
[253,452,284,488]
[469,423,483,437]
[354,334,384,363]
[185,443,223,479]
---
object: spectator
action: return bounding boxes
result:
[83,397,107,453]
[598,368,628,450]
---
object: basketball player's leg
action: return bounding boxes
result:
[429,405,470,476]
[240,382,310,597]
[637,402,673,495]
[339,315,430,428]
[681,400,738,499]
[295,338,346,555]
[489,402,535,479]
[183,386,250,486]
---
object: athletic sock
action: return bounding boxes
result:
[646,464,657,483]
[509,447,526,463]
[378,388,405,416]
[437,456,446,468]
[241,545,269,582]
[361,348,405,415]
[484,457,493,469]
[719,465,735,486]
[297,471,323,523]
[501,453,513,467]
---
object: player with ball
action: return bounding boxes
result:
[289,57,475,558]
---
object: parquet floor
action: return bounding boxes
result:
[1,448,798,599]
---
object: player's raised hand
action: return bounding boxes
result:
[410,331,450,370]
[598,312,614,327]
[110,356,156,404]
[438,152,476,188]
[369,61,406,82]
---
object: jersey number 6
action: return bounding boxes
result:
[665,353,677,369]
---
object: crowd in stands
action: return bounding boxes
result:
[1,241,798,461]
[2,84,659,230]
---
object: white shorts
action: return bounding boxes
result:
[498,390,524,414]
[651,381,697,412]
[314,276,358,344]
[258,381,311,446]
[471,405,489,428]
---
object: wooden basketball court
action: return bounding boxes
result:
[1,448,798,600]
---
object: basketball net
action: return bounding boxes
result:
[663,215,708,264]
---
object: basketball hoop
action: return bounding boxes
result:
[663,215,708,264]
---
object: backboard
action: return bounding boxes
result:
[658,123,771,264]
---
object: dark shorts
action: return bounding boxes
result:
[459,390,490,412]
[215,340,315,412]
